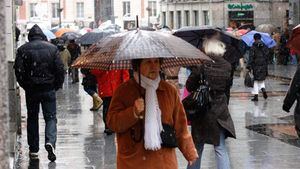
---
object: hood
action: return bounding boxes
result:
[253,40,265,48]
[28,24,47,41]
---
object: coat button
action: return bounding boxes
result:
[142,156,146,160]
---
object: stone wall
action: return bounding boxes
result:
[0,0,10,168]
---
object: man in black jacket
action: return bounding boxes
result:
[283,65,300,137]
[247,33,269,101]
[14,24,65,162]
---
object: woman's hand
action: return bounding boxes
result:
[134,98,144,116]
[188,158,198,166]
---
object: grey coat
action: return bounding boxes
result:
[186,55,236,146]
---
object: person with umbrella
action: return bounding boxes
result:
[247,33,269,101]
[106,58,198,169]
[185,39,236,169]
[67,39,81,83]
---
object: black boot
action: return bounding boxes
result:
[261,88,268,99]
[251,94,258,101]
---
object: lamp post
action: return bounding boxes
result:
[58,0,63,28]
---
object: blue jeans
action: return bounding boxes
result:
[187,129,230,169]
[25,90,57,152]
[83,85,97,96]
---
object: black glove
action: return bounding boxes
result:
[246,66,251,71]
[282,104,290,113]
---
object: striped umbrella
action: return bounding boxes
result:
[72,30,211,70]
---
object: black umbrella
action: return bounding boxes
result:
[60,32,81,41]
[77,32,107,45]
[174,26,240,48]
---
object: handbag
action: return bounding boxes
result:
[182,69,210,120]
[160,123,178,148]
[244,71,254,87]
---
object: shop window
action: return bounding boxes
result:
[194,10,199,26]
[177,11,182,28]
[185,10,190,26]
[203,10,209,25]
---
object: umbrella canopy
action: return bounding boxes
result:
[77,32,111,45]
[72,30,211,70]
[241,30,276,48]
[42,29,56,41]
[60,32,82,41]
[256,24,276,35]
[287,24,300,54]
[79,27,92,35]
[55,28,75,37]
[173,26,244,55]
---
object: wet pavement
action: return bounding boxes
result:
[15,65,300,169]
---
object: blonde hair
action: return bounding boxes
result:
[203,39,226,56]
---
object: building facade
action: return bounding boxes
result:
[160,0,289,30]
[289,0,300,25]
[114,0,160,30]
[17,0,95,29]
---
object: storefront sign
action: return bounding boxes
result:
[229,11,254,20]
[228,4,253,10]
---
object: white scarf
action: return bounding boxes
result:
[138,74,163,151]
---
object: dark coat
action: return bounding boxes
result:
[67,42,81,63]
[14,25,65,92]
[185,55,236,146]
[81,68,97,87]
[283,65,300,133]
[248,41,269,81]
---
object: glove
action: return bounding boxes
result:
[246,66,251,71]
[282,104,290,113]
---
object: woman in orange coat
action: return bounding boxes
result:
[91,69,129,135]
[107,58,198,169]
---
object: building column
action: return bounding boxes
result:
[0,0,10,167]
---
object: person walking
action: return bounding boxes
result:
[106,58,198,169]
[283,64,300,137]
[247,33,269,101]
[14,24,65,162]
[81,68,103,111]
[67,39,81,83]
[186,39,236,169]
[57,40,71,74]
[91,69,129,135]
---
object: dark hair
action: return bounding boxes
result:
[253,33,261,40]
[131,58,163,71]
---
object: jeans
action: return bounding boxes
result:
[102,97,112,129]
[25,90,57,152]
[83,85,97,96]
[187,129,230,169]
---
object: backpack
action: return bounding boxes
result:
[182,68,210,120]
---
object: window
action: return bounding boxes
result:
[123,1,130,16]
[203,10,209,25]
[185,10,189,26]
[76,2,84,18]
[29,3,37,17]
[148,1,157,17]
[194,10,199,26]
[177,11,181,28]
[52,3,59,18]
[170,11,174,29]
[162,12,166,26]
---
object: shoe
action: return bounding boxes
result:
[45,143,56,162]
[261,88,268,99]
[90,93,103,111]
[251,94,258,101]
[29,152,39,160]
[104,128,113,135]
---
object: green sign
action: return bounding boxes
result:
[228,4,253,10]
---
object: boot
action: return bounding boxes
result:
[90,93,103,111]
[261,88,268,99]
[251,94,258,101]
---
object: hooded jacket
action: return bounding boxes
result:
[14,24,65,92]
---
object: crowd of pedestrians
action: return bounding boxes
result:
[14,24,300,169]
